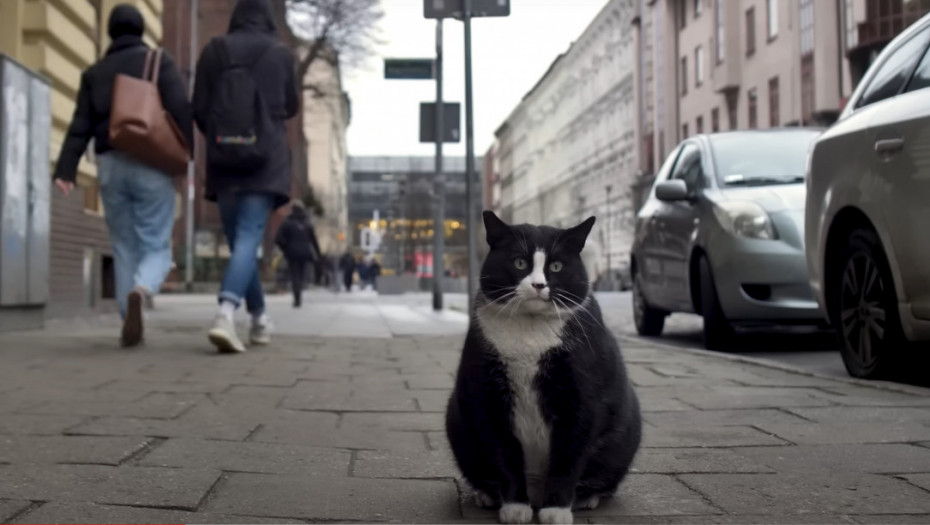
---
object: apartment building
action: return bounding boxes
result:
[1,0,165,319]
[495,0,639,279]
[301,46,351,256]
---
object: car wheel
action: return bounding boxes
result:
[699,255,735,350]
[633,272,666,336]
[833,229,904,379]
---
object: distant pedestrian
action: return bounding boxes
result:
[52,4,192,347]
[275,200,321,308]
[193,0,299,353]
[340,252,356,292]
[370,258,382,291]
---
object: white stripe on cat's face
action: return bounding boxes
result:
[518,250,550,304]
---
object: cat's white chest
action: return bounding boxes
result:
[478,309,565,497]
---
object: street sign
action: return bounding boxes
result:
[360,227,382,252]
[420,102,461,143]
[384,58,435,79]
[424,0,510,19]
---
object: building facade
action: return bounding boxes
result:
[495,0,639,280]
[301,46,350,257]
[1,0,166,318]
[347,156,479,277]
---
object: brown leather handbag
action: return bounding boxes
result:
[109,48,190,176]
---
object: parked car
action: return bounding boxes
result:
[631,129,825,350]
[805,13,930,379]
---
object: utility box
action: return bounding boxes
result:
[0,54,51,329]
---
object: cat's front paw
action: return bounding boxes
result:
[499,502,533,524]
[539,506,574,525]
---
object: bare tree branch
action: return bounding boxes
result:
[278,0,383,95]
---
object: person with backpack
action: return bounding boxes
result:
[274,200,321,308]
[52,4,192,347]
[193,0,299,353]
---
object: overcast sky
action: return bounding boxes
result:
[342,0,610,158]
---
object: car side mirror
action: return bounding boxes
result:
[655,179,690,202]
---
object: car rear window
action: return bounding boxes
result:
[709,131,821,186]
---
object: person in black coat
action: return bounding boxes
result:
[340,252,357,293]
[275,201,321,308]
[52,3,192,348]
[193,0,299,353]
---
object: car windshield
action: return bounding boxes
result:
[710,131,821,186]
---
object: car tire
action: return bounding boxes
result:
[699,255,735,350]
[633,272,666,336]
[832,228,904,379]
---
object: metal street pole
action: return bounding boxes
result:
[463,0,479,316]
[184,0,198,292]
[432,20,445,311]
[605,184,612,287]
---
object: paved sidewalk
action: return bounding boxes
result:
[1,293,930,524]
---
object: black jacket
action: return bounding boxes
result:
[275,207,321,262]
[53,35,193,183]
[193,0,299,209]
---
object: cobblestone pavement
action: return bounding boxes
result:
[1,292,930,524]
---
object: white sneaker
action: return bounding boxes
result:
[208,315,246,353]
[250,315,273,345]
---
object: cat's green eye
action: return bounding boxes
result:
[549,261,564,273]
[514,258,528,270]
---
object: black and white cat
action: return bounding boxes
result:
[445,211,642,525]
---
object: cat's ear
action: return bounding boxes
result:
[563,216,596,253]
[483,210,510,248]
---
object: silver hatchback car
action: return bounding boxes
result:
[631,130,825,350]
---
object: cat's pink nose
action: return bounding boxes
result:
[532,283,546,290]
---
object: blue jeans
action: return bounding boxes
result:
[98,153,176,317]
[217,192,274,315]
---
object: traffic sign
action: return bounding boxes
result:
[420,102,461,143]
[384,58,435,79]
[424,0,510,19]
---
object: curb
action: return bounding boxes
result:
[618,333,930,397]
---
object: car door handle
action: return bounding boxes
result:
[875,138,904,155]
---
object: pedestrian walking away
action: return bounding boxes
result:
[275,200,321,308]
[369,258,382,291]
[52,3,192,348]
[193,0,299,353]
[340,252,356,292]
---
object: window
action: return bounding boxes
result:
[682,123,690,139]
[906,41,930,93]
[696,115,704,134]
[767,0,778,40]
[728,103,737,129]
[748,88,758,129]
[710,130,821,185]
[857,29,930,108]
[681,56,689,95]
[715,0,725,63]
[695,0,702,17]
[799,0,814,56]
[711,107,720,132]
[769,77,780,126]
[746,7,756,55]
[695,46,705,86]
[670,143,703,192]
[680,0,688,29]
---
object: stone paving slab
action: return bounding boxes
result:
[0,500,32,523]
[204,473,460,522]
[0,435,152,465]
[137,438,351,476]
[9,502,292,524]
[0,464,221,510]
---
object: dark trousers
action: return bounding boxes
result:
[343,271,354,292]
[288,258,306,306]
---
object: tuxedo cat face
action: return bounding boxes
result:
[480,211,595,315]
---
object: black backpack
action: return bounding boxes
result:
[206,39,276,173]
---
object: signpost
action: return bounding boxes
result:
[419,102,460,143]
[384,58,435,80]
[425,0,509,317]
